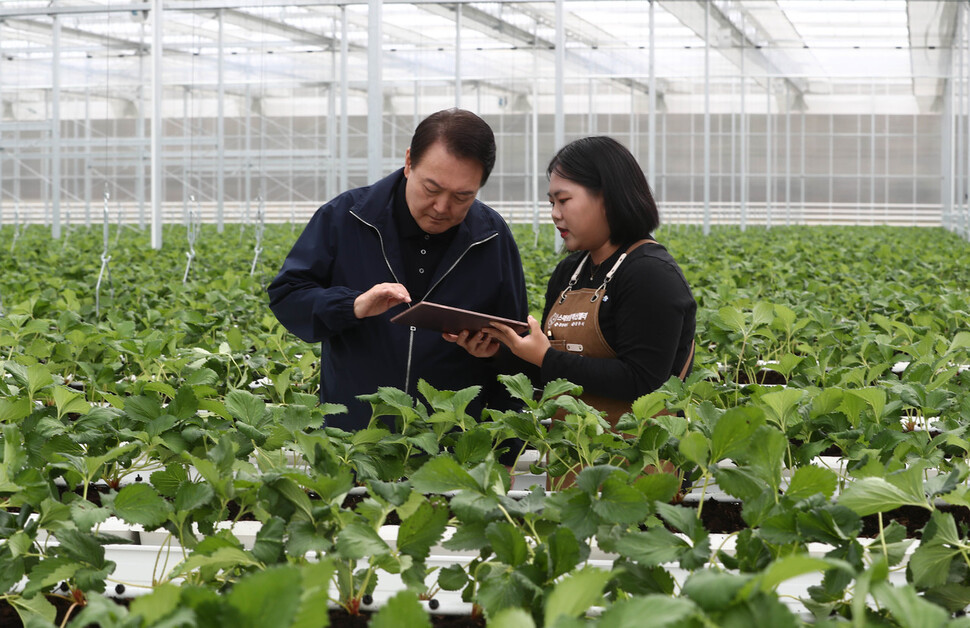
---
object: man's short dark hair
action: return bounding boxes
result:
[410,108,496,187]
[546,136,659,245]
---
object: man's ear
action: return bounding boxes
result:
[404,147,412,177]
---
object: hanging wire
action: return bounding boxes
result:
[182,195,201,284]
[95,188,113,316]
[249,195,265,276]
[10,204,20,253]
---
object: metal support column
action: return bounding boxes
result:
[942,77,954,229]
[455,4,462,108]
[150,0,164,249]
[648,0,656,187]
[340,6,349,192]
[217,9,225,232]
[137,20,147,230]
[785,83,791,226]
[367,0,383,183]
[555,0,564,151]
[84,81,92,226]
[702,0,710,235]
[765,78,772,229]
[52,15,62,239]
[739,16,747,231]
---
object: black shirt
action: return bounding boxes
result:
[392,177,459,299]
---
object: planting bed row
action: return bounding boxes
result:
[2,224,970,626]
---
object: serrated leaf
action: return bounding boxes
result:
[544,566,611,625]
[336,523,391,560]
[486,521,528,567]
[170,547,260,578]
[488,607,536,628]
[113,483,172,529]
[597,595,696,628]
[129,583,182,626]
[838,477,928,516]
[786,465,838,501]
[678,431,709,469]
[710,407,764,463]
[174,482,214,512]
[370,590,431,628]
[410,456,481,493]
[871,580,949,628]
[228,565,302,627]
[397,500,448,560]
[226,389,267,426]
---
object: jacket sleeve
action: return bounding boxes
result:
[267,204,363,343]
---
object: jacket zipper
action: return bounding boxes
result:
[350,210,498,393]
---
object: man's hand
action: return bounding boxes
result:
[354,283,411,319]
[443,329,501,358]
[487,315,550,366]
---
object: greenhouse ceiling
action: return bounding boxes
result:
[0,0,962,117]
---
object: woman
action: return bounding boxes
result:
[459,136,696,424]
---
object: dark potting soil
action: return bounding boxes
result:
[683,499,970,538]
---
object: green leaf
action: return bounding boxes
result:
[612,527,689,566]
[633,472,680,504]
[397,500,448,560]
[370,590,431,628]
[292,560,334,628]
[26,364,53,399]
[129,583,182,626]
[785,465,838,501]
[597,595,696,628]
[544,566,611,625]
[113,483,172,529]
[174,482,215,512]
[489,607,536,628]
[226,389,267,426]
[0,397,31,422]
[757,388,805,431]
[910,543,959,589]
[23,557,79,598]
[758,554,833,592]
[631,391,671,421]
[871,580,948,628]
[170,547,261,578]
[486,521,528,567]
[228,565,302,628]
[336,523,391,560]
[437,564,468,591]
[593,476,652,524]
[410,456,481,493]
[9,593,57,625]
[681,570,749,613]
[838,477,928,516]
[678,431,710,469]
[710,407,764,463]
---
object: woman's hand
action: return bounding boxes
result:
[442,329,501,358]
[487,315,550,366]
[354,283,411,319]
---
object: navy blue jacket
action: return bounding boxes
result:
[267,168,528,431]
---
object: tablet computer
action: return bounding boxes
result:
[390,301,529,335]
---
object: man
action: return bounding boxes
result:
[268,108,528,431]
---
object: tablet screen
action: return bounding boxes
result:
[390,301,529,335]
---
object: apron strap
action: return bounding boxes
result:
[591,238,659,302]
[678,339,695,381]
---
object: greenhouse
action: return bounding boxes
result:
[2,1,970,627]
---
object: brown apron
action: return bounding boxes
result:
[545,239,694,427]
